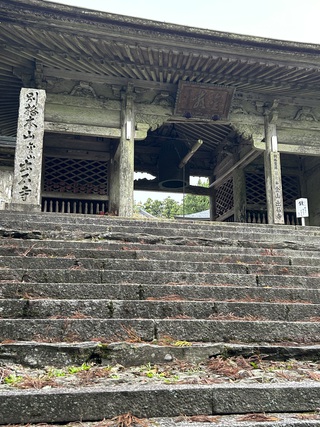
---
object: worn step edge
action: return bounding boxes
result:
[1,341,320,368]
[1,382,320,424]
[1,214,318,234]
[2,211,317,232]
[2,222,314,238]
[3,226,320,246]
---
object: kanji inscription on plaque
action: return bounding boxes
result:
[174,81,235,120]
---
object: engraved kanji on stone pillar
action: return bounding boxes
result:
[11,88,46,212]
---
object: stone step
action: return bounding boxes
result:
[1,249,320,267]
[2,240,320,264]
[2,256,320,276]
[1,299,319,322]
[3,222,320,247]
[2,212,320,242]
[2,234,320,256]
[1,381,319,425]
[2,212,320,238]
[1,318,319,342]
[2,341,320,368]
[1,268,320,288]
[0,210,310,232]
[1,212,320,427]
[2,283,320,303]
[2,231,320,264]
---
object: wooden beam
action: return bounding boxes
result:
[179,139,203,169]
[210,149,261,188]
[134,179,210,195]
[44,122,121,138]
[44,68,176,92]
[44,147,110,161]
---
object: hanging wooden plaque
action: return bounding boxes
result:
[174,81,235,120]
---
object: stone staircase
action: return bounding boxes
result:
[0,212,320,425]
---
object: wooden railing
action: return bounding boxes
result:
[216,208,300,225]
[42,197,108,215]
[246,210,300,225]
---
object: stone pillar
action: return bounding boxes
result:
[264,115,285,224]
[0,167,13,210]
[109,85,135,217]
[10,88,46,212]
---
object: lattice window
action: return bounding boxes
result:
[246,173,266,206]
[216,178,233,216]
[43,157,108,196]
[246,173,300,208]
[282,175,300,208]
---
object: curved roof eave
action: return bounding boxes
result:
[2,0,320,62]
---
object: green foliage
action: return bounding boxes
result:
[250,361,259,369]
[180,193,210,215]
[4,374,22,385]
[162,197,182,218]
[143,198,163,217]
[68,363,91,374]
[47,368,66,378]
[138,178,210,219]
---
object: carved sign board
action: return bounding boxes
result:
[270,151,284,224]
[174,81,235,120]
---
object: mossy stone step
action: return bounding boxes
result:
[2,341,320,368]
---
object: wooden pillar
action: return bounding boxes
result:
[264,114,285,224]
[10,88,46,212]
[109,85,135,217]
[233,165,247,222]
[209,176,217,221]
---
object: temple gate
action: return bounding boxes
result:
[1,1,320,225]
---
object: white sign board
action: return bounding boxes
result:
[295,198,309,218]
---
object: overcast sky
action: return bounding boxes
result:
[45,0,320,203]
[50,0,320,44]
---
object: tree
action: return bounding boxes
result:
[162,197,181,218]
[179,193,210,215]
[179,178,210,215]
[139,179,210,219]
[142,198,163,217]
[141,196,181,219]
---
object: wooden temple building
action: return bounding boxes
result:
[1,0,320,225]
